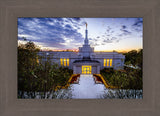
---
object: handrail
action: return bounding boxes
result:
[54,74,80,91]
[93,74,117,89]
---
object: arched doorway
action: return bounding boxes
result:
[82,65,92,74]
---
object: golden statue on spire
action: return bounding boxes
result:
[85,22,87,29]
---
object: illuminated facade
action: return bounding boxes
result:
[38,24,125,74]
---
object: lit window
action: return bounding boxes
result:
[64,58,66,66]
[110,59,112,67]
[60,58,69,67]
[60,58,63,66]
[67,58,69,66]
[104,59,106,66]
[107,59,109,66]
[104,58,113,67]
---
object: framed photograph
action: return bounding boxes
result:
[0,0,160,116]
[17,17,143,99]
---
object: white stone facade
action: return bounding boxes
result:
[38,27,125,74]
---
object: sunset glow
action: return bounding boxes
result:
[18,18,143,52]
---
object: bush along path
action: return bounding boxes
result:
[18,41,73,99]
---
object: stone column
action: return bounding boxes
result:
[97,65,100,74]
[73,65,76,74]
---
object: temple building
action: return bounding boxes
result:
[38,23,125,74]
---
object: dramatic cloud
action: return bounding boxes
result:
[18,18,85,50]
[132,18,143,27]
[122,25,127,29]
[18,18,143,51]
[132,18,143,32]
[103,39,113,43]
[99,26,120,44]
[120,25,132,36]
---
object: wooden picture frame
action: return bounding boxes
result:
[0,0,160,116]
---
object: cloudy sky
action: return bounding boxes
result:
[18,18,143,52]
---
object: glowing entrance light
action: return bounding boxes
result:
[82,65,92,74]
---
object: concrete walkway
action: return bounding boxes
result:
[70,74,108,99]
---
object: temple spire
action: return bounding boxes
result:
[85,22,87,30]
[84,22,88,45]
